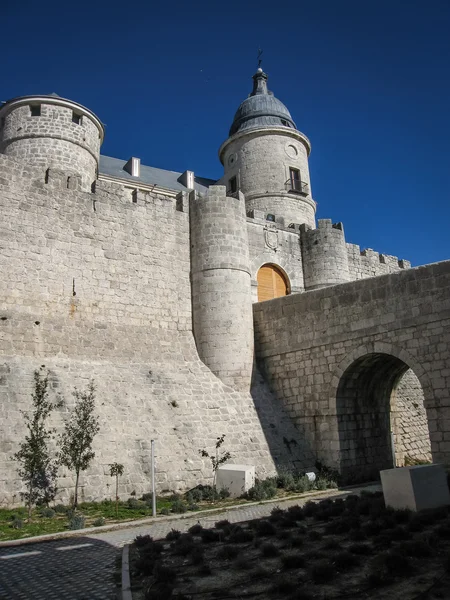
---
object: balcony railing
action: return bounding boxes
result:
[285,179,309,195]
[227,188,240,199]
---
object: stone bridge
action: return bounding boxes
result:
[253,260,450,481]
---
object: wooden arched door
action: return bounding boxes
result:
[257,264,289,302]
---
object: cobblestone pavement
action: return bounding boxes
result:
[0,484,380,599]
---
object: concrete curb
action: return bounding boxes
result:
[121,544,132,600]
[0,483,380,548]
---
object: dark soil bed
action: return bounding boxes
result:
[129,491,450,600]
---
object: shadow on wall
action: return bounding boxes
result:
[0,535,119,599]
[250,365,316,473]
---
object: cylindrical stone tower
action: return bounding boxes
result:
[0,94,104,191]
[219,68,316,228]
[300,220,351,290]
[190,185,254,391]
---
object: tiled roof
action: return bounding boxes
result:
[99,155,215,193]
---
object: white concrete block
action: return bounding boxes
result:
[216,464,256,498]
[380,464,450,512]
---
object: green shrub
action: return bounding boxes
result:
[54,504,67,514]
[127,497,145,510]
[172,533,194,556]
[245,477,277,501]
[261,542,279,557]
[215,519,230,529]
[255,520,276,536]
[188,523,203,535]
[303,501,318,517]
[271,575,296,594]
[198,563,212,576]
[188,503,199,511]
[287,505,304,520]
[293,476,313,493]
[323,538,341,551]
[170,499,187,514]
[277,469,296,490]
[218,545,240,560]
[282,553,305,569]
[40,507,55,518]
[201,486,219,502]
[234,556,252,570]
[309,560,335,583]
[333,551,360,570]
[93,517,105,526]
[160,507,170,515]
[398,539,433,558]
[153,563,177,583]
[349,543,372,555]
[291,535,304,548]
[228,525,253,543]
[141,493,152,502]
[269,507,286,522]
[69,514,85,530]
[219,487,230,499]
[135,534,153,547]
[186,487,203,503]
[201,529,220,543]
[166,529,181,541]
[315,477,328,491]
[11,517,23,530]
[191,546,204,565]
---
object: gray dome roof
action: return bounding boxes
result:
[229,69,297,136]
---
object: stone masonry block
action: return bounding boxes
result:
[216,464,255,498]
[380,464,450,512]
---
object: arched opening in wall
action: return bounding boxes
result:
[336,353,431,484]
[257,264,290,302]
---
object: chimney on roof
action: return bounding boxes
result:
[124,156,140,177]
[179,170,195,190]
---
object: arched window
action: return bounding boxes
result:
[257,264,290,302]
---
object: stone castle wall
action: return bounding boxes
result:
[0,154,313,505]
[347,244,411,280]
[392,369,432,465]
[253,262,450,479]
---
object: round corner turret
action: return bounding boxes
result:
[300,220,351,289]
[0,94,104,191]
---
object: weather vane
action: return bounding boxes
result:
[257,48,263,69]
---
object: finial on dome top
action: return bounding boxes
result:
[250,49,270,95]
[257,48,263,69]
[251,67,269,96]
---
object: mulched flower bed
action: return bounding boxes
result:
[129,491,450,600]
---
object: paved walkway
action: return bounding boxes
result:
[0,484,380,600]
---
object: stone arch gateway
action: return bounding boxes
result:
[335,352,431,483]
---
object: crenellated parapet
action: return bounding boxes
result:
[300,219,351,290]
[347,243,411,280]
[190,185,254,391]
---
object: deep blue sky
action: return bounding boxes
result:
[3,0,449,266]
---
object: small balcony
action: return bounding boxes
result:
[285,179,309,196]
[227,188,240,199]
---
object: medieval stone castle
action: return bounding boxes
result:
[1,68,449,504]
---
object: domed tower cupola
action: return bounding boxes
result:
[229,68,296,135]
[219,68,316,228]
